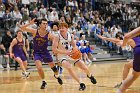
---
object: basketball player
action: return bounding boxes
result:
[20,18,63,89]
[50,22,63,75]
[117,27,140,93]
[96,33,140,93]
[96,34,133,88]
[9,30,30,78]
[52,22,97,91]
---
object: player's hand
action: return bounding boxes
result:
[25,53,29,58]
[10,53,15,59]
[30,18,36,25]
[66,51,72,56]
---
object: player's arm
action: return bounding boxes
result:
[25,38,30,51]
[9,39,17,58]
[52,36,70,54]
[0,44,6,52]
[20,18,37,36]
[96,34,120,43]
[48,32,55,41]
[70,34,78,49]
[126,39,136,48]
[122,27,140,47]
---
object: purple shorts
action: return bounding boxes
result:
[133,46,140,72]
[33,52,53,63]
[14,53,27,61]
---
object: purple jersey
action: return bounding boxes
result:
[13,38,24,55]
[132,37,140,47]
[132,36,140,72]
[33,30,49,53]
[13,38,27,61]
[33,30,53,63]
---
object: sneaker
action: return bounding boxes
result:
[25,72,30,78]
[40,81,47,89]
[54,75,63,85]
[22,72,30,78]
[57,66,63,76]
[59,67,63,75]
[87,75,97,84]
[79,83,86,91]
[114,82,122,88]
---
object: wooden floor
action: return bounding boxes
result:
[0,61,140,93]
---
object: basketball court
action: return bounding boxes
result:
[0,61,140,93]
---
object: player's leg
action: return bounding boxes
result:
[62,59,86,90]
[74,60,97,84]
[117,50,140,93]
[48,62,63,85]
[123,61,133,80]
[15,57,26,72]
[15,57,29,78]
[117,70,140,93]
[115,61,133,88]
[22,60,30,77]
[56,56,63,76]
[35,60,47,89]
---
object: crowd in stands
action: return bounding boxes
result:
[0,0,139,69]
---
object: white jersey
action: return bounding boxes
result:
[51,30,59,36]
[57,32,72,57]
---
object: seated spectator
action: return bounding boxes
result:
[1,30,13,69]
[3,9,12,29]
[79,42,91,65]
[85,41,96,61]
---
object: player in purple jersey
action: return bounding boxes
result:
[9,30,30,78]
[20,18,62,89]
[96,27,140,93]
[115,27,140,93]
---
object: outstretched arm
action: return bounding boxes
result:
[20,18,37,36]
[96,34,121,44]
[122,27,140,47]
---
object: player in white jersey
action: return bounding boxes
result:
[50,22,63,75]
[52,22,97,91]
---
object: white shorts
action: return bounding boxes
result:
[57,55,80,64]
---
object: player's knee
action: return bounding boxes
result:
[132,71,140,80]
[124,63,131,69]
[81,66,88,71]
[51,66,58,73]
[36,66,43,71]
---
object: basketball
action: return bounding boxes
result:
[69,48,82,60]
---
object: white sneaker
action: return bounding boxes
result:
[25,72,30,78]
[22,72,30,78]
[88,59,92,63]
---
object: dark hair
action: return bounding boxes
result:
[35,18,48,26]
[50,22,59,29]
[115,34,123,40]
[16,30,22,33]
